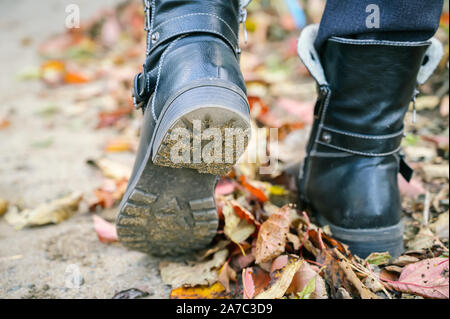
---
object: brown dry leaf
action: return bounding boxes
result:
[430,211,449,239]
[223,202,255,244]
[196,240,230,262]
[287,262,328,299]
[384,265,404,273]
[255,204,291,264]
[422,164,449,181]
[318,249,379,299]
[388,258,449,299]
[440,95,449,117]
[159,249,228,288]
[286,232,301,250]
[254,258,304,299]
[413,95,440,111]
[218,261,237,293]
[406,227,438,251]
[170,282,229,299]
[89,178,128,211]
[334,249,380,299]
[91,157,132,180]
[4,192,82,230]
[0,198,8,216]
[392,255,420,267]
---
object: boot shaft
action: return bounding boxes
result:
[321,38,429,136]
[145,0,242,59]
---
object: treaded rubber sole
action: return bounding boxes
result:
[117,84,250,256]
[152,86,250,176]
[317,214,404,258]
[117,162,219,256]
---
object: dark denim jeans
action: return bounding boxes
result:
[315,0,444,50]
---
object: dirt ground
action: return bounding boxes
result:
[0,0,170,299]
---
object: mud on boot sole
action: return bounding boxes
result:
[152,85,250,176]
[117,162,219,256]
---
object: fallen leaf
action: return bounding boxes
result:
[398,174,425,198]
[430,211,449,239]
[404,146,437,162]
[93,215,118,243]
[40,60,65,85]
[214,178,236,196]
[255,205,291,264]
[365,252,392,266]
[231,252,255,271]
[384,265,404,273]
[64,71,89,84]
[0,118,10,129]
[422,164,449,181]
[239,176,268,202]
[392,255,420,267]
[318,249,379,299]
[223,202,255,244]
[0,199,8,216]
[286,233,301,250]
[230,200,260,228]
[4,192,82,229]
[440,95,449,117]
[196,240,230,262]
[407,227,438,251]
[413,95,440,111]
[218,261,237,293]
[296,276,315,299]
[242,267,271,299]
[388,258,449,299]
[170,282,229,299]
[112,288,149,299]
[96,107,133,128]
[287,262,328,299]
[89,157,132,180]
[159,249,228,288]
[255,258,304,299]
[335,287,352,299]
[105,138,132,152]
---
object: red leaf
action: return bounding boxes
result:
[239,176,268,203]
[215,178,236,196]
[93,215,118,243]
[387,258,449,299]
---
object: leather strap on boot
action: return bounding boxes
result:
[133,0,245,110]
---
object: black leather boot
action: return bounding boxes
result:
[297,25,443,258]
[117,0,250,255]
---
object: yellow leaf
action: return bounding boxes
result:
[170,282,229,299]
[105,139,132,152]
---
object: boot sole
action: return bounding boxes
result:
[316,214,404,258]
[117,84,249,255]
[152,85,250,175]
